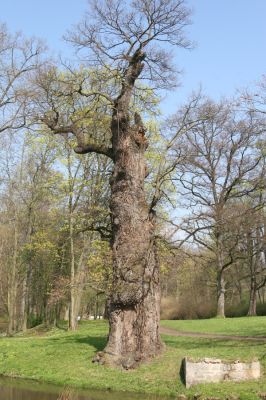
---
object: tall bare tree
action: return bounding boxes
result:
[171,99,264,317]
[36,0,192,367]
[0,24,44,134]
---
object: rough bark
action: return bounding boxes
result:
[102,130,162,367]
[93,53,163,368]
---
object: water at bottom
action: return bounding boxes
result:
[0,377,166,400]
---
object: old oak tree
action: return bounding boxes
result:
[40,0,192,368]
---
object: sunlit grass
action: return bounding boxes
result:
[0,319,265,399]
[161,316,266,337]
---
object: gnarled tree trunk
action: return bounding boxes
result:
[43,49,164,368]
[106,131,162,367]
[38,0,194,370]
[95,53,163,368]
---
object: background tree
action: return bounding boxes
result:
[169,98,264,317]
[0,24,44,134]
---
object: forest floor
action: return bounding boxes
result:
[0,318,265,400]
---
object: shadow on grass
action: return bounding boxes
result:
[47,335,107,352]
[74,335,107,351]
[179,358,186,386]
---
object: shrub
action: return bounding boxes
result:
[27,314,43,328]
[160,296,216,320]
[256,302,266,316]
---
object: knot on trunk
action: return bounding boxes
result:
[112,287,142,307]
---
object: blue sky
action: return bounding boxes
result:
[1,0,266,112]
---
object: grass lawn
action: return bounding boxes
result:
[0,319,265,399]
[161,316,266,337]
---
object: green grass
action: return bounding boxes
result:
[0,319,265,399]
[161,316,266,337]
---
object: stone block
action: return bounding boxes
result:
[182,357,261,388]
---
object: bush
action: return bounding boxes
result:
[226,301,266,317]
[27,314,43,328]
[160,297,180,320]
[161,296,266,320]
[226,300,249,317]
[160,296,216,320]
[256,302,266,316]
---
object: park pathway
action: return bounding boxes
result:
[160,326,266,342]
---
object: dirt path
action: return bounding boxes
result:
[160,326,266,342]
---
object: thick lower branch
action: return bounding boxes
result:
[42,116,114,159]
[74,143,113,159]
